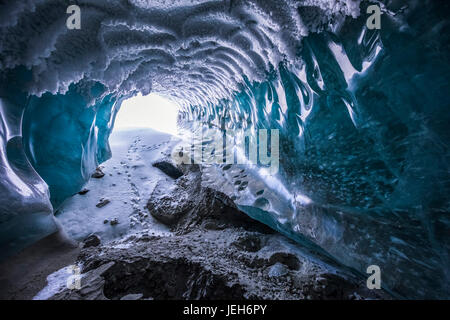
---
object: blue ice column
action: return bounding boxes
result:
[22,82,121,208]
[0,68,56,260]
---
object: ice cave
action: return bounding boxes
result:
[0,0,449,300]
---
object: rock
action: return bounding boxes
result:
[96,198,110,208]
[110,218,119,226]
[147,193,193,226]
[120,293,143,300]
[268,263,289,278]
[268,252,301,270]
[232,234,262,252]
[152,161,183,179]
[83,234,101,248]
[91,167,105,178]
[103,219,109,224]
[78,188,89,195]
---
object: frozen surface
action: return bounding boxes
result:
[0,0,362,102]
[57,128,173,242]
[0,68,57,259]
[33,265,74,300]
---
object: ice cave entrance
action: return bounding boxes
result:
[114,93,179,135]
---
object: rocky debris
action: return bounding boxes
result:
[110,218,119,226]
[78,188,89,195]
[232,234,262,252]
[82,234,101,248]
[268,263,289,278]
[51,227,390,300]
[152,160,183,179]
[91,167,105,179]
[146,184,194,226]
[147,169,273,235]
[48,164,391,301]
[96,198,110,208]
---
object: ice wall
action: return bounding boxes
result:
[178,2,450,298]
[0,67,56,258]
[22,82,121,206]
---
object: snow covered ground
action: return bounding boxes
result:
[56,128,178,243]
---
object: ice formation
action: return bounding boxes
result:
[0,0,449,299]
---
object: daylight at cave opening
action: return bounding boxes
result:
[114,93,179,135]
[0,0,449,302]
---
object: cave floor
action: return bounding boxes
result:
[0,230,79,300]
[0,128,390,300]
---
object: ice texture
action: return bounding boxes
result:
[0,68,57,259]
[22,82,122,206]
[0,0,449,299]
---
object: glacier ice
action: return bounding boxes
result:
[0,67,57,258]
[0,0,449,299]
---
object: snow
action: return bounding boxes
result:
[0,0,362,102]
[56,128,178,243]
[33,265,75,300]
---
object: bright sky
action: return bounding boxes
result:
[114,93,179,135]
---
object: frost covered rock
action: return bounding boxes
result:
[91,168,105,179]
[152,161,183,179]
[95,198,110,208]
[82,234,101,248]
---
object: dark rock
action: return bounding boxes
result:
[83,234,101,248]
[49,229,391,300]
[110,218,119,226]
[152,161,183,179]
[78,188,90,195]
[96,198,110,208]
[147,192,193,226]
[268,252,301,270]
[232,234,262,252]
[176,187,261,234]
[91,167,105,178]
